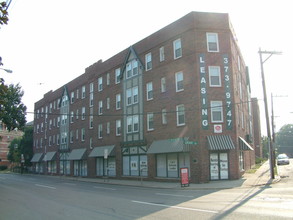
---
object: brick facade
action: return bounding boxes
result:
[32,12,256,183]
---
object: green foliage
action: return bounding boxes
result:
[0,165,8,170]
[261,136,269,158]
[7,126,33,166]
[275,124,293,147]
[0,1,9,27]
[0,82,27,131]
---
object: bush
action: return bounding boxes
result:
[0,165,8,171]
[255,157,266,164]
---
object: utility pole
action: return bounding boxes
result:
[259,48,282,179]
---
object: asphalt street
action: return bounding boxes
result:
[0,161,293,220]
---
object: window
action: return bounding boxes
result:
[89,115,93,129]
[115,68,121,84]
[49,119,52,129]
[126,63,132,78]
[76,109,79,119]
[173,38,182,59]
[57,117,60,127]
[133,115,139,132]
[49,103,52,113]
[126,86,138,106]
[176,104,185,126]
[76,89,79,99]
[107,73,110,85]
[98,124,103,139]
[147,113,154,131]
[70,111,74,123]
[207,33,219,52]
[107,97,110,109]
[133,86,138,104]
[126,60,138,79]
[90,82,94,93]
[82,86,86,99]
[145,53,152,71]
[98,77,103,91]
[89,93,94,107]
[132,60,138,76]
[98,101,103,115]
[107,122,110,134]
[81,128,85,141]
[116,120,121,136]
[159,47,165,62]
[211,101,223,122]
[127,116,132,133]
[70,131,73,143]
[126,88,132,106]
[82,107,85,120]
[175,72,184,92]
[76,129,79,140]
[57,135,60,145]
[116,94,121,110]
[161,77,166,93]
[146,82,153,100]
[127,115,139,133]
[162,109,167,124]
[71,92,74,103]
[209,66,221,87]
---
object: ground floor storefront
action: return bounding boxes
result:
[31,135,255,183]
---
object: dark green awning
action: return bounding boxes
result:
[68,148,87,160]
[43,151,57,161]
[147,138,190,154]
[207,135,235,150]
[89,145,115,157]
[239,137,254,151]
[30,153,43,163]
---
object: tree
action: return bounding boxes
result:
[0,1,9,27]
[0,82,27,131]
[275,124,293,147]
[7,126,33,166]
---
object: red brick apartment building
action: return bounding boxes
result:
[32,12,257,183]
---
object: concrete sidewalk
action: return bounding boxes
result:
[57,160,280,190]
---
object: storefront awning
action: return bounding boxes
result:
[239,136,254,151]
[207,135,235,150]
[89,145,115,157]
[43,151,57,161]
[147,138,190,154]
[30,153,43,163]
[68,148,87,160]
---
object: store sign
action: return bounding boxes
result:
[214,124,222,133]
[180,167,189,187]
[223,55,233,130]
[168,160,177,171]
[199,54,209,130]
[131,161,138,170]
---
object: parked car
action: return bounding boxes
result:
[276,154,290,165]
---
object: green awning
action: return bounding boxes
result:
[89,145,115,157]
[239,136,254,151]
[207,135,235,150]
[43,151,57,161]
[30,153,43,163]
[147,138,190,154]
[68,148,87,160]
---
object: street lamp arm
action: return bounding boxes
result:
[0,68,13,73]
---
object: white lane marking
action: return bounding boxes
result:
[156,193,194,198]
[132,200,218,214]
[35,184,56,190]
[94,186,116,191]
[63,182,76,186]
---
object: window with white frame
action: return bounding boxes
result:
[82,107,85,120]
[90,82,94,93]
[71,92,74,103]
[126,86,138,106]
[147,113,154,131]
[127,116,132,133]
[116,94,121,110]
[173,38,182,59]
[98,124,103,139]
[82,86,86,99]
[161,77,166,93]
[107,73,110,85]
[126,60,138,79]
[145,53,152,71]
[76,89,79,99]
[89,115,93,129]
[207,33,219,52]
[76,129,78,140]
[89,93,94,107]
[116,119,121,136]
[107,97,110,109]
[107,122,110,134]
[162,108,167,124]
[115,68,121,84]
[98,100,103,115]
[70,131,73,143]
[126,88,132,106]
[176,104,185,126]
[159,47,165,62]
[70,111,74,123]
[146,82,153,100]
[210,101,223,122]
[81,128,85,141]
[126,115,139,133]
[49,119,52,129]
[98,77,103,91]
[209,66,221,87]
[57,117,60,127]
[76,109,79,119]
[175,71,184,92]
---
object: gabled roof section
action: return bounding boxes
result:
[120,46,144,79]
[58,85,70,108]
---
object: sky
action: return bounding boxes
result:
[1,0,292,135]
